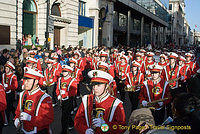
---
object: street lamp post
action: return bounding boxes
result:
[45,0,50,50]
[171,15,174,43]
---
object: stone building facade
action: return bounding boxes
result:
[0,0,79,49]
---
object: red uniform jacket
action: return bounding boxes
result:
[56,76,78,99]
[37,60,42,71]
[91,59,98,70]
[116,63,130,80]
[185,61,199,75]
[125,71,144,92]
[84,57,93,69]
[74,94,126,134]
[158,62,167,67]
[15,88,54,133]
[52,62,62,79]
[127,55,133,64]
[114,60,121,72]
[110,53,117,64]
[108,64,115,78]
[0,84,7,123]
[179,64,191,80]
[162,64,181,89]
[72,68,83,82]
[139,79,171,109]
[77,58,85,72]
[141,60,155,76]
[43,67,58,86]
[136,59,144,71]
[2,73,18,93]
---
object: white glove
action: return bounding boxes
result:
[20,112,31,121]
[14,118,20,128]
[60,90,65,95]
[4,84,8,88]
[43,81,47,85]
[92,118,105,128]
[181,76,185,81]
[127,85,131,89]
[158,102,163,106]
[85,128,94,134]
[58,95,61,100]
[142,100,148,107]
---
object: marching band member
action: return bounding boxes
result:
[162,52,183,98]
[185,52,199,76]
[116,55,130,101]
[91,53,99,70]
[125,60,144,111]
[28,50,42,71]
[97,62,117,97]
[52,54,62,81]
[158,54,167,67]
[141,52,155,79]
[139,65,171,125]
[84,51,93,70]
[110,49,118,64]
[69,58,83,82]
[0,83,6,133]
[2,61,18,124]
[114,53,121,73]
[99,51,109,63]
[14,68,54,133]
[178,56,191,81]
[140,49,146,61]
[26,57,38,69]
[135,52,144,68]
[56,65,78,133]
[127,50,133,64]
[69,58,83,110]
[74,70,126,134]
[43,59,58,106]
[74,51,85,72]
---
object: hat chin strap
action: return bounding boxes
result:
[29,79,36,91]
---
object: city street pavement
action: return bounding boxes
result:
[3,83,133,134]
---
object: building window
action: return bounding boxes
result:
[169,4,172,10]
[0,25,10,45]
[51,4,61,17]
[79,1,86,16]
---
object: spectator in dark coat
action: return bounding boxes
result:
[0,49,8,66]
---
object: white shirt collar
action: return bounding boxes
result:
[28,86,40,95]
[95,91,110,103]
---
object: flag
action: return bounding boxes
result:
[195,25,197,28]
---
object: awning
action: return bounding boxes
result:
[78,15,94,28]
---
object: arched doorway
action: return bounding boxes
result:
[22,0,37,45]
